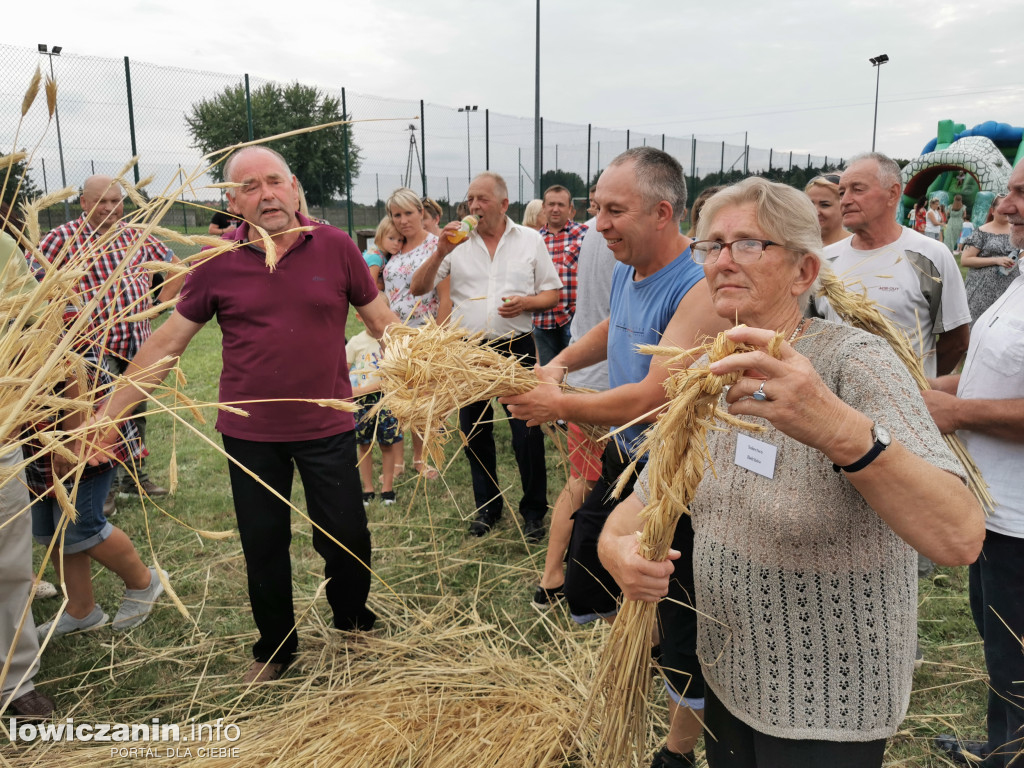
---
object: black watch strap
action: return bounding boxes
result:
[832,423,891,473]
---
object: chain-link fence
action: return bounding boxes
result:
[2,43,845,234]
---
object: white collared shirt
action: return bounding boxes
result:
[957,271,1024,537]
[435,216,561,339]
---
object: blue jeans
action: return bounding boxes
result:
[31,470,115,554]
[532,324,571,367]
[969,530,1024,767]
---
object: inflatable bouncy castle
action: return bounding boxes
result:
[900,120,1023,229]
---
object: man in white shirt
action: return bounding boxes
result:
[924,161,1024,768]
[813,152,971,379]
[411,172,560,540]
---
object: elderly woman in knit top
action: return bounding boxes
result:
[599,177,983,768]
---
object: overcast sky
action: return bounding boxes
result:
[4,0,1023,201]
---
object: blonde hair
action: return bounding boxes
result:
[521,199,544,229]
[373,216,402,253]
[386,187,423,218]
[421,197,443,221]
[804,174,841,197]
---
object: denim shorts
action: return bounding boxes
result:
[31,470,115,554]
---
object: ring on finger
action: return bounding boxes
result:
[752,380,768,401]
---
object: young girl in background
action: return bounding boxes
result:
[347,309,403,506]
[363,217,404,293]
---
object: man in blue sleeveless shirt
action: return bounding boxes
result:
[504,147,730,767]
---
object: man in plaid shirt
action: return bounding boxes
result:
[532,185,587,365]
[36,175,183,504]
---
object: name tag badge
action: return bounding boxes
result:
[735,433,777,479]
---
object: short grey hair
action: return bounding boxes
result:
[608,147,688,223]
[847,151,902,194]
[696,176,823,310]
[473,171,509,200]
[223,145,292,183]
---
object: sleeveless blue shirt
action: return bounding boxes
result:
[608,248,704,457]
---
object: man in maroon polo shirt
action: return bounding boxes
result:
[92,146,398,684]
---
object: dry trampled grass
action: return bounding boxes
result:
[4,598,608,768]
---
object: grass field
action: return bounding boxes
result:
[4,290,994,767]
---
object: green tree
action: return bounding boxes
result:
[539,169,586,199]
[1,152,42,210]
[186,82,361,208]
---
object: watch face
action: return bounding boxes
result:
[874,424,892,446]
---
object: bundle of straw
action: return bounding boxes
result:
[371,318,554,469]
[816,270,994,515]
[580,329,770,767]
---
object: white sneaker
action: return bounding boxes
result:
[37,604,108,639]
[33,580,59,600]
[112,567,167,631]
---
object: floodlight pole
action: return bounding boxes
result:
[459,106,478,184]
[39,44,70,222]
[533,0,541,198]
[869,54,889,152]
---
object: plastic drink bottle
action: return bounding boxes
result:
[446,216,478,244]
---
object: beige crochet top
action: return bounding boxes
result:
[636,320,965,741]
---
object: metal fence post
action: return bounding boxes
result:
[341,87,354,235]
[178,165,189,234]
[244,74,254,141]
[586,124,591,187]
[719,141,725,181]
[769,148,773,173]
[662,134,665,152]
[41,157,52,230]
[626,129,630,150]
[485,108,490,170]
[124,57,140,184]
[690,135,696,194]
[420,99,427,196]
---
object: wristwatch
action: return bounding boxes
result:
[832,423,891,473]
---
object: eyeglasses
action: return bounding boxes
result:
[691,239,785,265]
[815,174,841,184]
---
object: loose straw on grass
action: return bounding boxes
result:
[7,599,597,768]
[816,270,994,515]
[580,328,772,767]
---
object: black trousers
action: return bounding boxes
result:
[969,530,1024,767]
[457,333,547,522]
[222,431,375,666]
[703,686,887,768]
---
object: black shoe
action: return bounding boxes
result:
[523,517,545,543]
[468,512,498,537]
[381,491,396,506]
[933,734,988,765]
[362,492,375,508]
[7,689,55,721]
[650,745,695,768]
[531,584,563,610]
